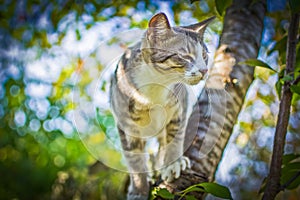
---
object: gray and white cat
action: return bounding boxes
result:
[110,13,214,200]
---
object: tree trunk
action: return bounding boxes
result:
[159,0,266,198]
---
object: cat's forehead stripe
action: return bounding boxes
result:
[173,27,199,42]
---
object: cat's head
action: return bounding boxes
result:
[141,12,214,85]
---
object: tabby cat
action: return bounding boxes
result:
[110,13,214,200]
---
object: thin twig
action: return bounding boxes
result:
[292,75,300,86]
[280,171,300,191]
[262,13,300,200]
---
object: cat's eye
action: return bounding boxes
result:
[202,51,208,65]
[157,53,177,63]
[181,55,194,62]
[170,65,184,69]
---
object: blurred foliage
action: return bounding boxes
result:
[219,0,300,198]
[0,0,300,199]
[151,182,233,200]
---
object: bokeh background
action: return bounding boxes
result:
[0,0,299,199]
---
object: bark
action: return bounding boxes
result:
[262,13,300,200]
[159,0,266,198]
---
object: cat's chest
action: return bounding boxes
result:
[131,84,186,137]
[138,84,174,105]
[134,102,178,138]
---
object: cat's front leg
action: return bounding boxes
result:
[160,119,191,182]
[118,128,150,200]
[127,173,149,200]
[161,117,190,182]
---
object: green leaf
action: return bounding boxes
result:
[185,195,198,200]
[280,75,294,84]
[190,0,200,3]
[96,109,115,133]
[177,185,205,194]
[198,182,233,199]
[282,162,300,174]
[156,188,175,199]
[177,182,232,199]
[291,84,300,95]
[283,154,300,166]
[276,69,286,98]
[239,59,277,72]
[281,161,300,189]
[100,80,107,92]
[289,0,300,13]
[176,185,204,200]
[215,0,232,16]
[281,171,300,190]
[76,29,81,40]
[292,93,300,106]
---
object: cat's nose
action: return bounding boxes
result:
[200,69,208,74]
[191,69,207,75]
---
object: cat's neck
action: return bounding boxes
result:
[132,61,175,105]
[118,47,177,105]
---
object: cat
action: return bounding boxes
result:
[110,12,214,200]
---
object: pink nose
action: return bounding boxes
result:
[200,69,208,74]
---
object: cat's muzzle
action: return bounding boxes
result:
[184,69,207,85]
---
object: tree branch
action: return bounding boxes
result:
[280,171,300,191]
[191,0,266,181]
[158,0,266,199]
[262,13,300,200]
[292,75,300,86]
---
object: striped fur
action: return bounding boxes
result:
[110,13,214,200]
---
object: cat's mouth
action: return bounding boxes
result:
[183,70,207,85]
[183,74,203,85]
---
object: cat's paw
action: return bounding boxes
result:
[161,156,191,182]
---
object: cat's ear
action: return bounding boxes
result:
[147,13,171,38]
[183,16,215,36]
